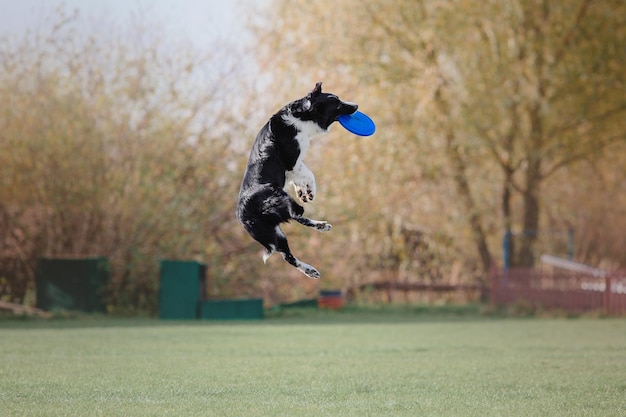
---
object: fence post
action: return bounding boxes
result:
[489,264,497,306]
[604,275,612,316]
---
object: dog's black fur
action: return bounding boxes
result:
[236,82,358,278]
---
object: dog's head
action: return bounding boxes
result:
[289,82,358,130]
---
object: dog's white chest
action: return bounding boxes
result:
[282,114,326,203]
[283,114,327,158]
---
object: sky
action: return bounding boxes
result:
[0,0,251,47]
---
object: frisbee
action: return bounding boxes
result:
[337,111,376,136]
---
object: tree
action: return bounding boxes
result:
[0,9,255,309]
[253,0,626,283]
[459,0,626,266]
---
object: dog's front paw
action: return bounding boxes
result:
[294,183,315,203]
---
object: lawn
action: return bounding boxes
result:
[1,307,625,416]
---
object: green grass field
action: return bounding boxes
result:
[1,307,625,416]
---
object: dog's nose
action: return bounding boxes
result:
[345,101,358,112]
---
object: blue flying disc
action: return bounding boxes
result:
[337,111,376,136]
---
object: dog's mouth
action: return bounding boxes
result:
[335,101,358,120]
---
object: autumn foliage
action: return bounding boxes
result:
[1,2,625,313]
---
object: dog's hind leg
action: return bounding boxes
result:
[288,199,332,232]
[294,216,332,232]
[274,226,321,279]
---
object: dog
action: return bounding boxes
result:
[236,82,358,278]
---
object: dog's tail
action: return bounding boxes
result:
[262,247,274,264]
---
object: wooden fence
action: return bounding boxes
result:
[490,267,626,315]
[351,281,487,304]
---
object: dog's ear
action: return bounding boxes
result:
[309,82,322,96]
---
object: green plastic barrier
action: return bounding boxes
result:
[200,298,264,320]
[36,257,109,313]
[158,260,206,319]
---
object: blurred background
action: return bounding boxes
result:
[1,0,624,314]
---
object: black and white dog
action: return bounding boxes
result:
[236,82,358,278]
